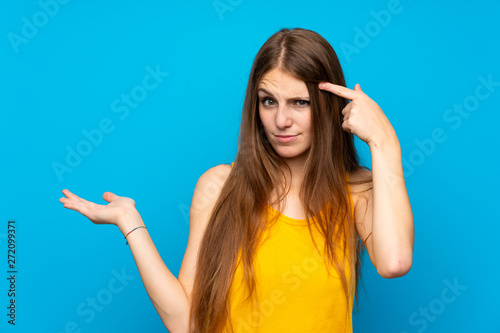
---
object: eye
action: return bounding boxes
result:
[260,97,276,107]
[295,100,310,107]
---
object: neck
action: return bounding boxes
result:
[280,153,308,192]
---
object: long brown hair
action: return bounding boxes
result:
[190,28,372,332]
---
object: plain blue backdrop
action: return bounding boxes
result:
[1,0,499,332]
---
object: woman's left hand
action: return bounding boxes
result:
[318,82,397,147]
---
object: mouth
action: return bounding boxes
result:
[274,134,299,143]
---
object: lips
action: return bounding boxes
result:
[274,134,299,143]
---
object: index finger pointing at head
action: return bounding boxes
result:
[319,82,358,100]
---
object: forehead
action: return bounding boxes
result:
[258,68,309,97]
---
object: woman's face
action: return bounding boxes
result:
[258,68,312,162]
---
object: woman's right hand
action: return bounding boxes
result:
[59,189,140,232]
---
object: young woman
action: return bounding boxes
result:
[60,28,414,333]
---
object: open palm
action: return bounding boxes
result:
[59,189,137,226]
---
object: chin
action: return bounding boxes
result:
[273,147,310,160]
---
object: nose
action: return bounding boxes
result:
[275,104,293,129]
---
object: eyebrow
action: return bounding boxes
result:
[257,88,309,101]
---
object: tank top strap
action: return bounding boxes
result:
[231,162,234,168]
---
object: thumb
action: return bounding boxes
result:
[103,191,119,202]
[354,83,362,92]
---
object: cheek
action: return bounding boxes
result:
[258,111,273,130]
[302,113,313,134]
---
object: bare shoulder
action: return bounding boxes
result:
[178,163,232,299]
[190,163,232,228]
[194,164,232,194]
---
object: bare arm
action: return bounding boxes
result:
[59,164,231,332]
[118,212,190,331]
[319,81,414,278]
[353,138,414,279]
[177,164,232,304]
[60,190,189,332]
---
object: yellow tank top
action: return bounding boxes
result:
[225,162,354,333]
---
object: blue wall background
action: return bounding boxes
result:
[1,0,499,332]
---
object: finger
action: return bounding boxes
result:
[341,102,353,116]
[103,191,119,202]
[342,121,352,133]
[62,200,89,216]
[60,196,84,208]
[76,197,98,209]
[62,189,97,208]
[354,83,362,92]
[318,82,359,100]
[59,196,71,204]
[62,189,80,200]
